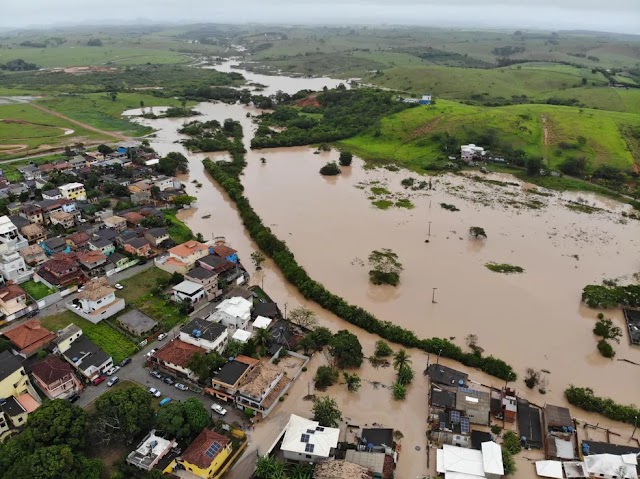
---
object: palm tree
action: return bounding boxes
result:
[254,327,273,351]
[290,463,313,479]
[139,100,145,113]
[393,349,411,372]
[255,455,285,479]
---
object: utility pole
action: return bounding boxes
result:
[284,302,288,320]
[432,287,437,304]
[436,348,443,365]
[428,221,432,238]
[632,416,638,440]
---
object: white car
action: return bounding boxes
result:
[114,283,124,290]
[174,383,188,391]
[211,404,227,416]
[148,387,161,398]
[106,366,120,376]
[107,376,119,387]
[157,333,168,341]
[146,348,157,358]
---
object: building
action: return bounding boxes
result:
[0,282,32,321]
[461,144,486,163]
[61,334,113,380]
[436,442,504,479]
[127,429,178,471]
[343,452,385,478]
[153,175,178,192]
[314,459,374,479]
[36,254,87,288]
[177,428,232,479]
[427,363,468,387]
[21,223,46,244]
[0,215,28,254]
[74,250,107,274]
[517,398,543,449]
[198,254,236,275]
[19,244,47,266]
[498,388,517,423]
[0,350,41,430]
[211,296,252,332]
[400,93,432,105]
[53,323,82,354]
[68,277,125,323]
[58,183,86,201]
[2,319,55,358]
[209,355,259,403]
[66,231,91,250]
[280,414,340,463]
[430,384,457,409]
[19,204,44,224]
[253,315,272,331]
[185,266,220,301]
[179,318,228,354]
[88,238,116,256]
[544,404,577,461]
[151,339,206,381]
[117,309,158,337]
[123,237,152,257]
[157,241,212,274]
[455,387,491,425]
[0,251,32,284]
[236,361,291,418]
[360,428,394,455]
[49,211,75,229]
[103,215,127,232]
[583,454,639,479]
[172,280,206,306]
[144,227,170,248]
[212,243,238,264]
[40,237,70,255]
[30,355,82,400]
[122,211,145,227]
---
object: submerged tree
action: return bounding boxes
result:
[343,372,362,392]
[312,397,342,427]
[288,306,318,330]
[469,226,487,239]
[251,250,266,269]
[368,248,403,286]
[319,161,341,176]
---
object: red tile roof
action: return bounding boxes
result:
[169,241,209,259]
[66,231,90,246]
[123,212,144,224]
[212,244,237,259]
[153,339,206,368]
[181,429,230,469]
[3,319,56,355]
[0,283,27,302]
[31,356,76,385]
[41,254,80,274]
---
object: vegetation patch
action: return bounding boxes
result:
[440,203,460,212]
[372,199,393,210]
[565,202,601,214]
[371,186,391,195]
[369,249,403,286]
[395,198,414,209]
[485,263,525,274]
[582,283,640,308]
[565,386,640,424]
[163,209,195,244]
[21,280,55,300]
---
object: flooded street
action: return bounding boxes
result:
[130,61,639,479]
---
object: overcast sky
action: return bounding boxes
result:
[2,0,639,34]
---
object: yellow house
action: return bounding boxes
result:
[0,351,32,399]
[0,350,41,439]
[177,428,232,478]
[58,183,87,201]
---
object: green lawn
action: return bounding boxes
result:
[163,209,195,244]
[21,280,55,300]
[0,153,64,181]
[40,310,138,364]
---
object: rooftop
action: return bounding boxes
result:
[545,404,573,429]
[125,237,150,249]
[314,459,374,479]
[127,430,175,470]
[153,339,206,368]
[3,319,56,355]
[237,361,283,399]
[169,241,209,259]
[147,227,168,238]
[427,363,468,387]
[212,244,237,258]
[181,428,230,469]
[281,414,340,458]
[430,384,457,409]
[180,318,227,343]
[212,360,250,387]
[216,296,252,320]
[1,396,26,417]
[21,223,45,237]
[31,355,76,385]
[117,309,157,335]
[0,350,23,382]
[253,315,272,330]
[76,277,114,301]
[198,254,235,272]
[0,282,27,302]
[455,387,491,425]
[173,280,204,295]
[63,335,110,371]
[186,266,216,281]
[361,428,393,448]
[232,329,252,343]
[344,451,385,476]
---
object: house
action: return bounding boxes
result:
[122,211,145,227]
[232,329,251,343]
[88,238,116,256]
[58,183,86,201]
[42,189,62,200]
[74,250,107,274]
[68,277,125,323]
[157,240,211,274]
[400,93,432,105]
[185,266,220,300]
[123,237,152,257]
[41,237,70,255]
[127,429,178,471]
[2,319,55,357]
[36,254,87,288]
[106,252,133,271]
[8,215,30,231]
[544,404,577,460]
[236,361,291,418]
[517,398,543,449]
[151,339,206,380]
[117,309,158,337]
[253,301,280,319]
[179,318,228,354]
[436,442,504,479]
[30,355,82,400]
[49,211,75,229]
[314,459,374,479]
[53,323,82,354]
[0,215,29,254]
[427,363,468,387]
[583,454,639,479]
[153,175,177,191]
[461,144,486,163]
[360,428,395,455]
[93,227,119,243]
[19,244,47,266]
[0,351,41,435]
[430,384,457,409]
[144,227,170,248]
[66,231,91,250]
[280,414,340,463]
[19,204,44,224]
[198,254,236,275]
[103,215,127,232]
[497,388,517,423]
[253,315,272,330]
[342,452,384,479]
[455,387,491,425]
[18,165,41,181]
[212,243,238,264]
[177,428,232,479]
[21,223,46,244]
[209,355,258,403]
[128,179,153,194]
[430,410,472,448]
[211,296,252,332]
[172,280,206,306]
[61,334,113,380]
[0,251,32,284]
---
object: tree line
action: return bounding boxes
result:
[565,386,640,425]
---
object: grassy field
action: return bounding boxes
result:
[163,209,195,244]
[0,153,65,181]
[340,99,640,172]
[41,310,138,364]
[21,280,56,300]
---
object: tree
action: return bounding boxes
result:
[158,152,188,175]
[223,339,246,358]
[524,368,541,389]
[560,156,588,176]
[172,194,196,208]
[368,248,403,286]
[343,372,361,392]
[290,463,314,479]
[150,185,160,198]
[465,334,484,355]
[139,100,145,112]
[253,327,273,351]
[392,382,406,400]
[374,340,393,357]
[110,91,118,102]
[156,398,209,440]
[312,396,342,427]
[392,349,411,372]
[0,337,13,353]
[187,352,225,381]
[5,444,98,479]
[254,455,286,479]
[314,366,339,390]
[97,144,114,155]
[525,156,544,176]
[299,326,333,354]
[91,386,154,445]
[319,162,341,176]
[339,151,353,166]
[288,306,318,330]
[502,431,522,455]
[597,339,615,358]
[329,330,364,368]
[25,399,88,451]
[502,449,517,476]
[469,226,487,238]
[397,365,414,386]
[251,251,266,269]
[593,318,622,343]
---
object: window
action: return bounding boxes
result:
[305,455,311,459]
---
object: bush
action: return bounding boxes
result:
[502,431,522,455]
[339,151,353,166]
[392,382,406,400]
[320,162,341,176]
[374,340,393,357]
[565,386,640,424]
[314,366,339,390]
[491,425,502,435]
[597,339,615,358]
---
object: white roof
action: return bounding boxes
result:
[232,329,252,343]
[144,159,160,166]
[584,453,639,479]
[554,437,575,460]
[281,414,340,458]
[481,441,504,475]
[59,182,84,190]
[535,460,564,479]
[173,280,204,295]
[440,444,485,477]
[0,216,17,234]
[135,433,172,457]
[253,315,272,330]
[216,296,252,320]
[445,473,485,479]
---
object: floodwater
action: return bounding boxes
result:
[130,61,639,479]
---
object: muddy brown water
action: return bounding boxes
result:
[127,62,639,479]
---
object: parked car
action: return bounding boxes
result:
[150,370,163,379]
[146,348,157,358]
[114,283,124,290]
[106,366,120,376]
[107,376,119,387]
[67,394,80,403]
[174,383,188,391]
[120,358,132,367]
[159,397,172,406]
[92,376,106,386]
[157,333,168,341]
[148,387,161,398]
[163,377,174,385]
[211,404,227,416]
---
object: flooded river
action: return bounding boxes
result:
[129,61,639,479]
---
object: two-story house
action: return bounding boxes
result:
[61,334,113,380]
[172,280,206,306]
[0,251,32,284]
[103,215,127,232]
[19,204,44,224]
[41,188,62,200]
[68,277,125,324]
[153,176,178,192]
[236,361,291,418]
[209,355,258,404]
[58,183,86,201]
[177,429,232,479]
[212,243,238,264]
[179,318,227,355]
[208,296,252,334]
[185,266,220,301]
[0,351,41,434]
[156,241,211,274]
[73,250,107,275]
[280,414,340,463]
[66,231,91,250]
[2,319,55,357]
[151,339,206,381]
[144,227,170,248]
[88,238,116,256]
[35,254,87,288]
[19,244,47,266]
[30,355,82,400]
[0,282,34,323]
[0,216,28,254]
[122,212,145,227]
[53,323,82,354]
[49,211,75,229]
[20,223,46,244]
[123,237,152,258]
[40,237,71,256]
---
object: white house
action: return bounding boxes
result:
[232,329,252,343]
[179,318,228,354]
[461,144,486,163]
[172,280,206,305]
[211,296,252,332]
[127,430,177,471]
[583,453,638,479]
[0,251,32,283]
[58,183,87,201]
[436,442,504,479]
[61,334,113,380]
[153,176,180,192]
[0,216,28,254]
[67,278,125,324]
[280,414,340,463]
[253,315,272,330]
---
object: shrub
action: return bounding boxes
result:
[485,263,524,274]
[565,386,640,424]
[502,431,522,455]
[491,425,502,435]
[597,339,615,358]
[374,340,393,358]
[392,382,406,400]
[339,151,353,166]
[319,162,341,176]
[314,366,339,390]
